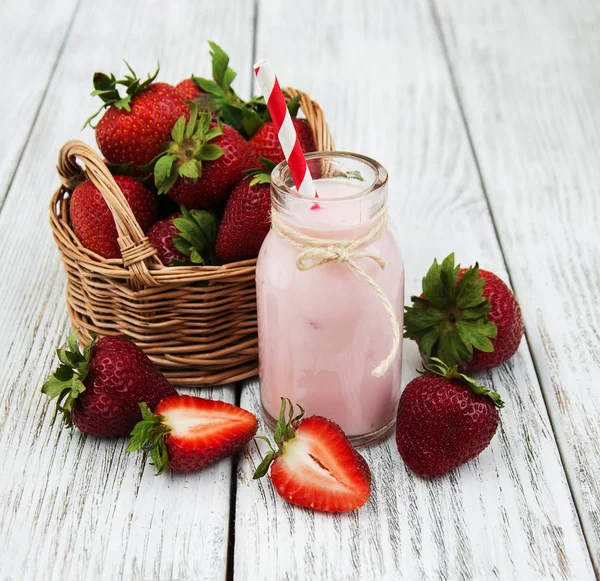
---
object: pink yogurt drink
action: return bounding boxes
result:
[256,152,404,446]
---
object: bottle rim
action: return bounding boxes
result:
[270,151,388,203]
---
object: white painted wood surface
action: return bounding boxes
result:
[234,0,595,579]
[0,0,254,579]
[0,0,79,206]
[433,0,600,573]
[0,0,599,579]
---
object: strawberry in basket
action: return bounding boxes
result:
[147,206,219,266]
[84,63,190,169]
[70,175,157,259]
[152,105,258,209]
[216,158,274,263]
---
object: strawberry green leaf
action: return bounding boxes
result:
[178,160,200,180]
[198,144,225,161]
[209,41,237,91]
[126,403,172,475]
[286,95,301,117]
[171,115,186,145]
[171,207,219,266]
[194,78,225,97]
[83,62,159,128]
[404,253,497,368]
[42,331,95,428]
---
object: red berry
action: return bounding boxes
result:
[461,269,524,372]
[167,124,259,209]
[70,176,157,259]
[127,395,258,473]
[147,214,185,266]
[43,333,177,437]
[175,78,203,101]
[253,401,371,513]
[249,118,316,165]
[216,179,271,263]
[396,367,500,478]
[96,83,189,168]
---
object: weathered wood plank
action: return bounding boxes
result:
[0,0,255,579]
[234,0,595,579]
[432,0,600,573]
[0,0,79,208]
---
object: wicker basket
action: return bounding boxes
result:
[50,89,334,387]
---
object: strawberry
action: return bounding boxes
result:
[126,396,258,473]
[147,207,219,266]
[175,78,204,101]
[404,253,524,372]
[216,158,274,263]
[249,117,316,165]
[42,332,177,437]
[396,358,503,478]
[85,63,189,168]
[253,400,371,513]
[70,175,157,259]
[153,106,258,209]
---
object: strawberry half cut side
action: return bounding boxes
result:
[404,253,498,368]
[127,396,258,474]
[253,399,371,513]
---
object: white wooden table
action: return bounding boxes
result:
[1,0,599,579]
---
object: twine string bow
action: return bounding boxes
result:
[270,210,400,377]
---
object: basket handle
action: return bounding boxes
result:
[283,88,334,152]
[57,140,160,289]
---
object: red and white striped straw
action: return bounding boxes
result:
[254,60,317,199]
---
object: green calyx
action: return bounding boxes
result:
[243,157,277,187]
[83,61,159,128]
[404,253,497,368]
[171,205,219,266]
[41,331,95,427]
[420,357,505,408]
[192,41,301,139]
[252,399,305,479]
[126,403,171,475]
[153,104,225,196]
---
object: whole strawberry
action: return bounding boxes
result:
[70,175,157,259]
[404,253,524,372]
[216,158,274,263]
[85,63,189,168]
[249,117,316,165]
[147,207,219,266]
[254,400,371,512]
[396,358,503,478]
[154,106,258,209]
[127,396,258,473]
[42,332,177,437]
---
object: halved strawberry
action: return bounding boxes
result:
[253,400,371,512]
[127,395,258,473]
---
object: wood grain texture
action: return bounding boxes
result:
[0,0,79,207]
[234,0,595,579]
[432,0,600,573]
[0,0,255,579]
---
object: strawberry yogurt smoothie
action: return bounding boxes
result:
[256,152,404,445]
